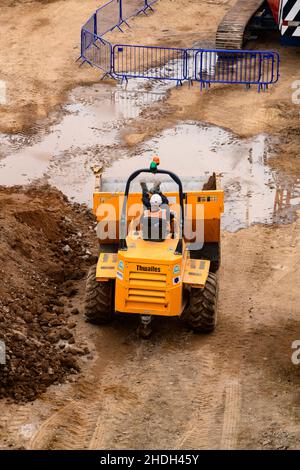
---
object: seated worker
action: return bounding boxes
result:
[140,156,169,209]
[140,181,176,240]
[140,179,169,210]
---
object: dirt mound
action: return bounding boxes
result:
[0,185,97,401]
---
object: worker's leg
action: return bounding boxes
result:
[140,181,151,209]
[150,180,161,194]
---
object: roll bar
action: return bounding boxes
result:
[119,168,184,255]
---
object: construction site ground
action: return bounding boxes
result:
[0,0,299,450]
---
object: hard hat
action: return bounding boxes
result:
[150,193,162,212]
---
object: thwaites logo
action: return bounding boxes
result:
[137,265,161,273]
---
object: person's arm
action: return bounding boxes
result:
[160,193,169,206]
[142,193,151,209]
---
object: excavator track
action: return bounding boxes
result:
[216,0,265,50]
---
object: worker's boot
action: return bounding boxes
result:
[140,181,149,193]
[150,180,161,194]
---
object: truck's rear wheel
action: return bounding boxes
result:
[84,265,114,324]
[184,272,218,333]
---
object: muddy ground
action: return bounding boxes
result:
[0,207,299,450]
[0,0,299,450]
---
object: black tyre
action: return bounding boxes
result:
[184,272,218,333]
[209,259,220,274]
[84,265,114,324]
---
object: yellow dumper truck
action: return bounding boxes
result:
[85,158,224,337]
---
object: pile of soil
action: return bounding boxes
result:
[0,185,97,401]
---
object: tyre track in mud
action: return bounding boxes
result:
[4,223,297,450]
[174,235,249,451]
[26,327,229,450]
[220,378,242,450]
[98,337,221,450]
[88,234,257,450]
[13,281,244,450]
[27,325,128,450]
[27,322,244,450]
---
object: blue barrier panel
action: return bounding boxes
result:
[83,13,95,34]
[95,0,120,37]
[82,31,112,72]
[184,49,199,81]
[121,0,148,20]
[81,14,96,58]
[194,49,280,89]
[112,44,187,81]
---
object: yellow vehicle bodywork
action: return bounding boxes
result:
[93,182,224,318]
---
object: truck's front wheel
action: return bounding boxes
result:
[84,265,114,324]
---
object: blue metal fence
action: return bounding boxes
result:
[113,44,187,81]
[121,0,149,23]
[194,49,280,90]
[95,0,120,36]
[80,1,280,90]
[82,0,157,39]
[81,0,157,73]
[82,31,112,72]
[111,44,279,89]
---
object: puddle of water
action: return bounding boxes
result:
[0,81,169,189]
[104,123,300,231]
[0,80,299,231]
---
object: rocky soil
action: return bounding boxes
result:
[0,185,97,401]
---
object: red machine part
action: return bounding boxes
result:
[268,0,280,23]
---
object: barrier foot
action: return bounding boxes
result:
[79,59,93,68]
[101,72,116,81]
[121,76,129,87]
[99,38,108,46]
[116,20,130,32]
[119,20,130,29]
[199,82,210,91]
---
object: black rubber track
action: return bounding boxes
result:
[216,0,265,49]
[184,272,218,333]
[84,264,114,324]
